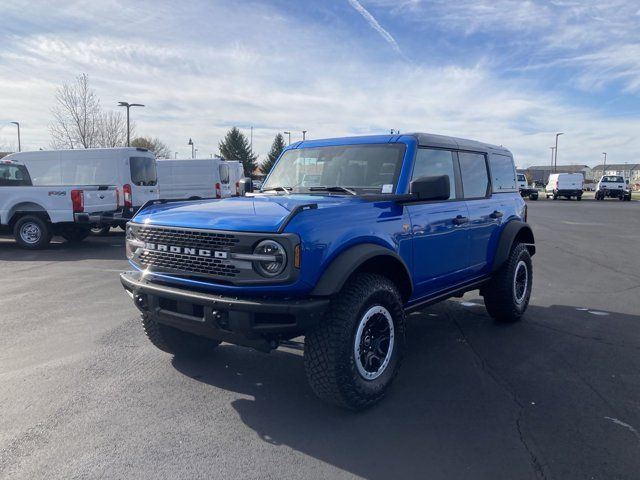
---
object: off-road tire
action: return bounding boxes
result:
[304,273,406,410]
[61,225,91,243]
[141,314,220,358]
[483,243,532,323]
[13,215,52,250]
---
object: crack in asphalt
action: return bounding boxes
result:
[529,321,640,351]
[449,313,549,480]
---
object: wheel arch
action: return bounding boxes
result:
[311,243,413,303]
[492,220,535,272]
[8,202,51,227]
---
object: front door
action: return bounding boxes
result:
[407,148,470,298]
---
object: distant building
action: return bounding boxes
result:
[591,164,640,183]
[525,164,592,184]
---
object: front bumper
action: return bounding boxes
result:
[120,271,329,351]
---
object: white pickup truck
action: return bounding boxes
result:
[0,159,118,249]
[595,175,632,201]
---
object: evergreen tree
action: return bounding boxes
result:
[218,127,258,176]
[261,133,286,175]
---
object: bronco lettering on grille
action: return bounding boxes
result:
[144,242,228,259]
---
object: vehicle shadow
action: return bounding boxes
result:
[171,301,640,480]
[0,231,126,262]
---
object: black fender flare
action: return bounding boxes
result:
[311,243,413,300]
[492,220,535,272]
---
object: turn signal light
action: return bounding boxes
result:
[294,244,301,268]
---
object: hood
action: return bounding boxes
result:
[132,194,358,232]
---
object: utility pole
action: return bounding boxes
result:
[553,132,564,172]
[302,130,307,141]
[250,126,253,154]
[117,102,144,147]
[188,138,195,159]
[174,151,178,159]
[10,122,20,152]
[283,131,291,145]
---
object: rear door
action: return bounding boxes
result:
[560,174,581,190]
[407,148,470,297]
[218,162,232,197]
[461,151,502,275]
[129,155,159,207]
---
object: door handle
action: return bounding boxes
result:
[490,210,504,219]
[453,215,469,225]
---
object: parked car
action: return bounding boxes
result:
[545,173,584,200]
[0,159,118,249]
[120,133,535,410]
[595,175,632,201]
[157,158,241,200]
[517,173,538,200]
[5,148,158,233]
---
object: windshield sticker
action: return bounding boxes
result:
[382,184,393,194]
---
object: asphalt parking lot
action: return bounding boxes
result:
[1,198,639,480]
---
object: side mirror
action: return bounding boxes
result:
[238,177,253,196]
[409,175,450,201]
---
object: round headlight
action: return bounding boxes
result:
[253,240,287,277]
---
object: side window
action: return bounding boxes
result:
[489,154,517,192]
[412,148,457,199]
[458,152,490,199]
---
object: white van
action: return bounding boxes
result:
[227,160,246,195]
[545,173,584,200]
[5,148,158,224]
[156,158,242,200]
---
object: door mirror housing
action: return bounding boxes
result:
[238,177,253,196]
[409,175,450,201]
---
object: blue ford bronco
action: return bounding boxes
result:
[121,133,535,409]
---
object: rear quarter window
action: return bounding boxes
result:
[0,164,31,186]
[489,154,517,192]
[130,157,157,186]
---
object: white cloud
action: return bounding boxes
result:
[0,0,639,167]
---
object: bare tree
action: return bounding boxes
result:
[49,73,130,149]
[98,110,130,148]
[131,136,172,159]
[50,74,101,149]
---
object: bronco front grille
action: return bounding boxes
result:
[135,226,240,251]
[128,223,299,285]
[138,250,241,278]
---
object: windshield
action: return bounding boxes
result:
[0,164,31,186]
[262,144,406,195]
[130,156,157,186]
[602,176,624,183]
[517,174,526,181]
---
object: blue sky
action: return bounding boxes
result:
[1,0,639,167]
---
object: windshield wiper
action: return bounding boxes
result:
[308,186,357,195]
[261,186,291,194]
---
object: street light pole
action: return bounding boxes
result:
[117,102,145,147]
[602,152,607,169]
[10,122,21,152]
[302,130,307,141]
[283,131,291,145]
[553,132,564,172]
[174,152,178,159]
[188,138,195,159]
[550,146,556,170]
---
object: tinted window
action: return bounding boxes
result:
[412,148,457,198]
[517,174,526,182]
[130,157,157,186]
[459,152,490,198]
[219,163,230,184]
[489,154,516,192]
[0,164,31,186]
[602,176,624,183]
[263,144,405,195]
